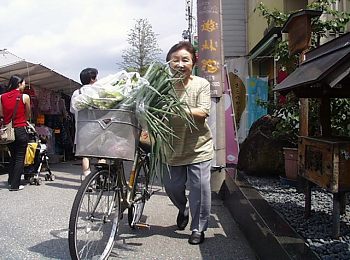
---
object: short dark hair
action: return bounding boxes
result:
[166,41,197,65]
[7,75,24,92]
[80,68,98,85]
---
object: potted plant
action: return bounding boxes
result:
[270,93,299,181]
[256,93,300,181]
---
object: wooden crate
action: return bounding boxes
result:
[298,136,350,193]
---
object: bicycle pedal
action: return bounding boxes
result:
[134,222,150,229]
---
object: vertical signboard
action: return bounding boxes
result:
[197,0,224,97]
[197,0,226,168]
[224,66,239,167]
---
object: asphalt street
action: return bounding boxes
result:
[0,161,257,259]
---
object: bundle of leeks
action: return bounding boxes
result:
[119,62,196,181]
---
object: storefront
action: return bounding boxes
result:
[0,50,81,162]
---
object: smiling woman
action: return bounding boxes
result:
[163,41,213,245]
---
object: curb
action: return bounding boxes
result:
[220,169,320,260]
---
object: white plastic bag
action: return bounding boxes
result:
[71,71,149,110]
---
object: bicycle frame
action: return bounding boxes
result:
[96,147,148,214]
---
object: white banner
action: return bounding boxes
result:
[225,57,248,143]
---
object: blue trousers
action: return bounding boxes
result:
[7,127,28,189]
[163,160,211,232]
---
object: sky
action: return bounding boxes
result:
[0,0,189,83]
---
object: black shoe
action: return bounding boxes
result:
[176,210,189,230]
[188,231,204,245]
[9,185,24,191]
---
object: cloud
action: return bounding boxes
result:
[1,0,187,82]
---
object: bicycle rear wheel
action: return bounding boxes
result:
[68,169,120,260]
[128,155,149,228]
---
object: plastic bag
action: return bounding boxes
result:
[71,71,149,111]
[25,143,38,165]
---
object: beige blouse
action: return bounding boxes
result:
[166,75,213,166]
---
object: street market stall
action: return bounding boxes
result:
[0,49,81,163]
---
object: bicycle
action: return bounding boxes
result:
[68,142,153,260]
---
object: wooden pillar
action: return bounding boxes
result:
[298,52,310,218]
[319,96,331,137]
[299,49,309,137]
[299,98,309,136]
[340,192,346,215]
[304,179,311,218]
[333,193,341,238]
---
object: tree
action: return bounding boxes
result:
[120,18,162,76]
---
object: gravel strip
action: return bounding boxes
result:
[245,175,350,260]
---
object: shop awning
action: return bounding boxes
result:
[274,33,350,98]
[248,27,282,61]
[0,50,81,96]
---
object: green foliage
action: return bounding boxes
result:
[275,40,299,72]
[254,1,350,144]
[331,99,350,136]
[262,93,350,146]
[309,1,350,44]
[270,93,300,146]
[254,4,288,27]
[256,0,350,39]
[255,0,350,71]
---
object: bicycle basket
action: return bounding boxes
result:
[75,109,140,160]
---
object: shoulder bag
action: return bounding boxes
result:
[0,95,21,144]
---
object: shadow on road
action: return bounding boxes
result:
[28,228,71,259]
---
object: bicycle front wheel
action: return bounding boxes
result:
[68,169,120,260]
[128,156,149,228]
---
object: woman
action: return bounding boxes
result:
[0,75,31,191]
[164,41,213,245]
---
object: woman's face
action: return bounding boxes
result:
[19,80,26,91]
[169,48,194,78]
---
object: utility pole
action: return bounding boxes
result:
[197,0,226,192]
[183,0,194,43]
[187,0,193,43]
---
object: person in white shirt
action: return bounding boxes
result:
[70,68,98,180]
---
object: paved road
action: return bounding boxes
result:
[0,161,257,259]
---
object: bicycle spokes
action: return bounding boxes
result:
[69,170,120,260]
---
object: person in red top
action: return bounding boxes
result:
[0,75,31,191]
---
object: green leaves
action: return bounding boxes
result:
[330,99,350,136]
[255,0,350,62]
[254,2,288,27]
